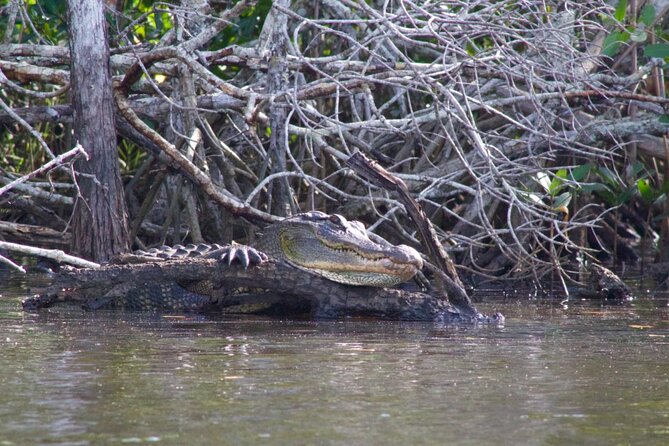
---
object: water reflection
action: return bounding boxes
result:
[1,270,668,445]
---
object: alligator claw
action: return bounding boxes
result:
[205,243,268,269]
[246,248,267,264]
[226,245,244,266]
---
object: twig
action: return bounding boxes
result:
[0,93,58,160]
[0,241,100,269]
[0,254,26,273]
[0,144,87,196]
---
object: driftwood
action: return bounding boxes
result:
[0,240,99,269]
[24,257,502,323]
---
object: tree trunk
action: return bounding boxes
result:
[261,0,293,217]
[67,0,129,261]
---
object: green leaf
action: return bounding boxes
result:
[594,166,619,186]
[553,192,572,210]
[518,190,544,206]
[614,0,628,22]
[580,183,610,193]
[617,186,636,205]
[549,169,568,195]
[630,26,647,43]
[602,31,628,57]
[632,161,648,178]
[660,114,669,123]
[597,190,617,206]
[571,164,592,182]
[637,178,655,203]
[644,44,669,59]
[639,4,656,27]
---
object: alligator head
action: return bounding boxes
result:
[256,211,423,287]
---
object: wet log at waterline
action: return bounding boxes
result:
[23,257,502,323]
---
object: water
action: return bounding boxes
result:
[1,270,668,446]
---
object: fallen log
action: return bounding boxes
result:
[23,256,502,323]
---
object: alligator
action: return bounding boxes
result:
[97,211,425,310]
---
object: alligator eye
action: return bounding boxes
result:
[301,211,329,222]
[329,214,346,226]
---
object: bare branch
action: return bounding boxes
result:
[0,241,100,268]
[0,144,86,196]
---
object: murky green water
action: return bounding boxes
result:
[1,270,669,446]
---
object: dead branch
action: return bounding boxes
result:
[112,80,278,224]
[0,144,86,196]
[346,152,478,316]
[0,240,100,268]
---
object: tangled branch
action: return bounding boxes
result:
[1,0,666,286]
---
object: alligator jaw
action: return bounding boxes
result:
[305,241,422,279]
[309,269,417,287]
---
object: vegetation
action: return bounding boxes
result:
[2,0,669,290]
